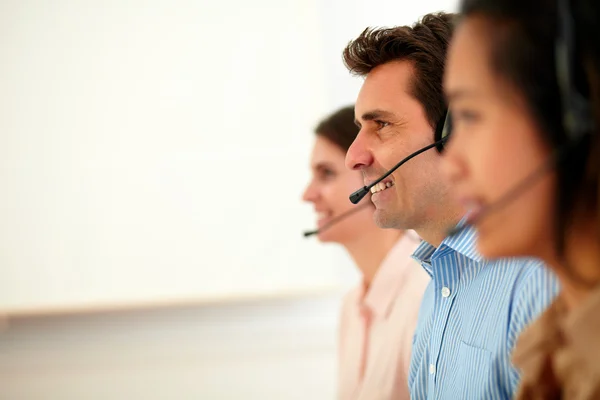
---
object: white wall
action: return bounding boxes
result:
[317,0,459,110]
[0,0,348,314]
[0,0,457,315]
[0,1,459,399]
[0,292,344,400]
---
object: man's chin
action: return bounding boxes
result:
[373,209,398,229]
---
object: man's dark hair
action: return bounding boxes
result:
[342,12,456,129]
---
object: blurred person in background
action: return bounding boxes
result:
[302,105,430,400]
[442,0,600,397]
[343,12,558,399]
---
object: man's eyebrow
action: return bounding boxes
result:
[354,109,396,128]
[360,109,395,122]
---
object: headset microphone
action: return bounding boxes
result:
[448,0,594,238]
[349,111,453,205]
[305,111,453,237]
[349,138,448,204]
[303,201,372,237]
[447,147,564,237]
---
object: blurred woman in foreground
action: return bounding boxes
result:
[442,0,600,397]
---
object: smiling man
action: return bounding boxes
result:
[343,12,559,399]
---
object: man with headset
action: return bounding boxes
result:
[342,12,559,399]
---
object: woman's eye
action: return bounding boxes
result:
[455,109,480,123]
[319,169,336,180]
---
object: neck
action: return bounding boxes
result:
[415,207,464,248]
[414,226,448,248]
[343,228,403,288]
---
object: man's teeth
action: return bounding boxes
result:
[370,181,394,194]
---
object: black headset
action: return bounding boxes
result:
[435,109,453,152]
[347,109,453,205]
[307,0,590,238]
[556,0,594,142]
[305,108,453,237]
[447,0,595,237]
[436,0,593,152]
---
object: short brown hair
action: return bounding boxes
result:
[314,105,358,152]
[342,12,456,128]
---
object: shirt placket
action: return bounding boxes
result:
[358,305,373,381]
[426,252,458,399]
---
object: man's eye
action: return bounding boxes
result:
[375,120,390,129]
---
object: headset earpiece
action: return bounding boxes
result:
[556,0,594,140]
[434,110,452,153]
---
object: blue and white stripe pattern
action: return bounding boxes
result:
[408,226,559,400]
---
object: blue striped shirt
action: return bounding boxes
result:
[408,226,559,400]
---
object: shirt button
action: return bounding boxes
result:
[441,287,451,298]
[429,364,436,374]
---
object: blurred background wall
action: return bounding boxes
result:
[0,0,456,398]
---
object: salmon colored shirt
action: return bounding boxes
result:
[337,231,430,400]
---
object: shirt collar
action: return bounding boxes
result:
[360,231,422,318]
[411,225,483,277]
